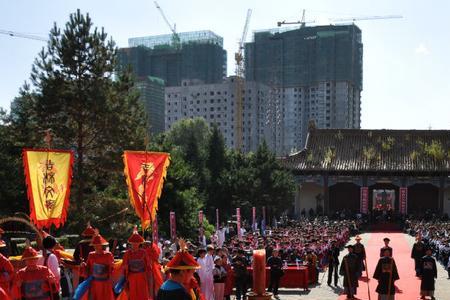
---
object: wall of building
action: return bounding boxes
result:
[244,25,363,154]
[118,42,226,87]
[295,182,322,216]
[165,77,271,152]
[136,76,166,136]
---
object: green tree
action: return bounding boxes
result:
[26,9,146,209]
[205,125,228,218]
[2,10,146,234]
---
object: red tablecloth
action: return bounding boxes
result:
[248,266,310,289]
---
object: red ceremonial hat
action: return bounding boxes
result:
[166,239,201,270]
[90,232,109,246]
[21,247,42,260]
[82,223,96,237]
[128,226,145,244]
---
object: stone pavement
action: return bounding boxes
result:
[257,232,450,300]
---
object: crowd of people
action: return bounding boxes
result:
[0,216,447,300]
[405,219,450,278]
[0,217,358,300]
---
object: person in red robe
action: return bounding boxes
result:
[222,255,233,300]
[0,242,14,296]
[15,247,58,300]
[0,286,11,300]
[122,227,152,300]
[82,233,115,300]
[142,240,164,298]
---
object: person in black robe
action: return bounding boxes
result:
[339,245,360,299]
[267,248,284,298]
[419,247,437,300]
[380,237,393,257]
[353,236,366,277]
[411,235,426,276]
[373,248,400,300]
[327,240,340,286]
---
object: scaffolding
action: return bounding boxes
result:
[129,30,224,49]
[245,24,363,90]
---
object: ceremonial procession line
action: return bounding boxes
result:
[277,232,449,300]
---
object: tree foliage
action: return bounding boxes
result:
[0,11,296,240]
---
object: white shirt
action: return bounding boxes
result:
[38,250,60,282]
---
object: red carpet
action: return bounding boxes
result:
[338,232,421,300]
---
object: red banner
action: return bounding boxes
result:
[170,211,176,240]
[198,210,204,224]
[23,149,74,229]
[400,187,408,215]
[237,208,242,240]
[252,207,256,231]
[216,208,219,230]
[152,217,159,242]
[123,151,170,229]
[198,210,204,241]
[360,187,369,214]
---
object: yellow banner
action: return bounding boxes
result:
[23,149,74,228]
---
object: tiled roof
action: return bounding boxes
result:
[281,129,450,174]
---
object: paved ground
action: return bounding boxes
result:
[258,232,450,300]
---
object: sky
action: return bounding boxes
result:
[1,0,449,130]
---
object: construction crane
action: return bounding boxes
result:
[277,9,315,27]
[277,13,402,27]
[329,15,403,24]
[235,9,252,151]
[154,1,181,49]
[0,29,47,42]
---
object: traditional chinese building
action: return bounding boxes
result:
[281,128,450,217]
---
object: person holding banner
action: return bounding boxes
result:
[121,228,152,300]
[373,248,399,300]
[353,236,366,278]
[339,245,360,299]
[82,233,115,300]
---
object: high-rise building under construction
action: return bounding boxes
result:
[118,30,227,87]
[245,24,363,154]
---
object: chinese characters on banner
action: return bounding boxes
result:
[236,208,241,240]
[360,187,369,214]
[123,151,170,229]
[399,187,408,215]
[170,211,176,240]
[23,149,74,229]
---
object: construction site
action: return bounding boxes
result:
[117,3,402,155]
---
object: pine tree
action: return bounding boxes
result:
[21,10,146,217]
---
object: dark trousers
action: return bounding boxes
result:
[328,263,339,285]
[268,271,282,295]
[235,277,247,300]
[414,258,422,276]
